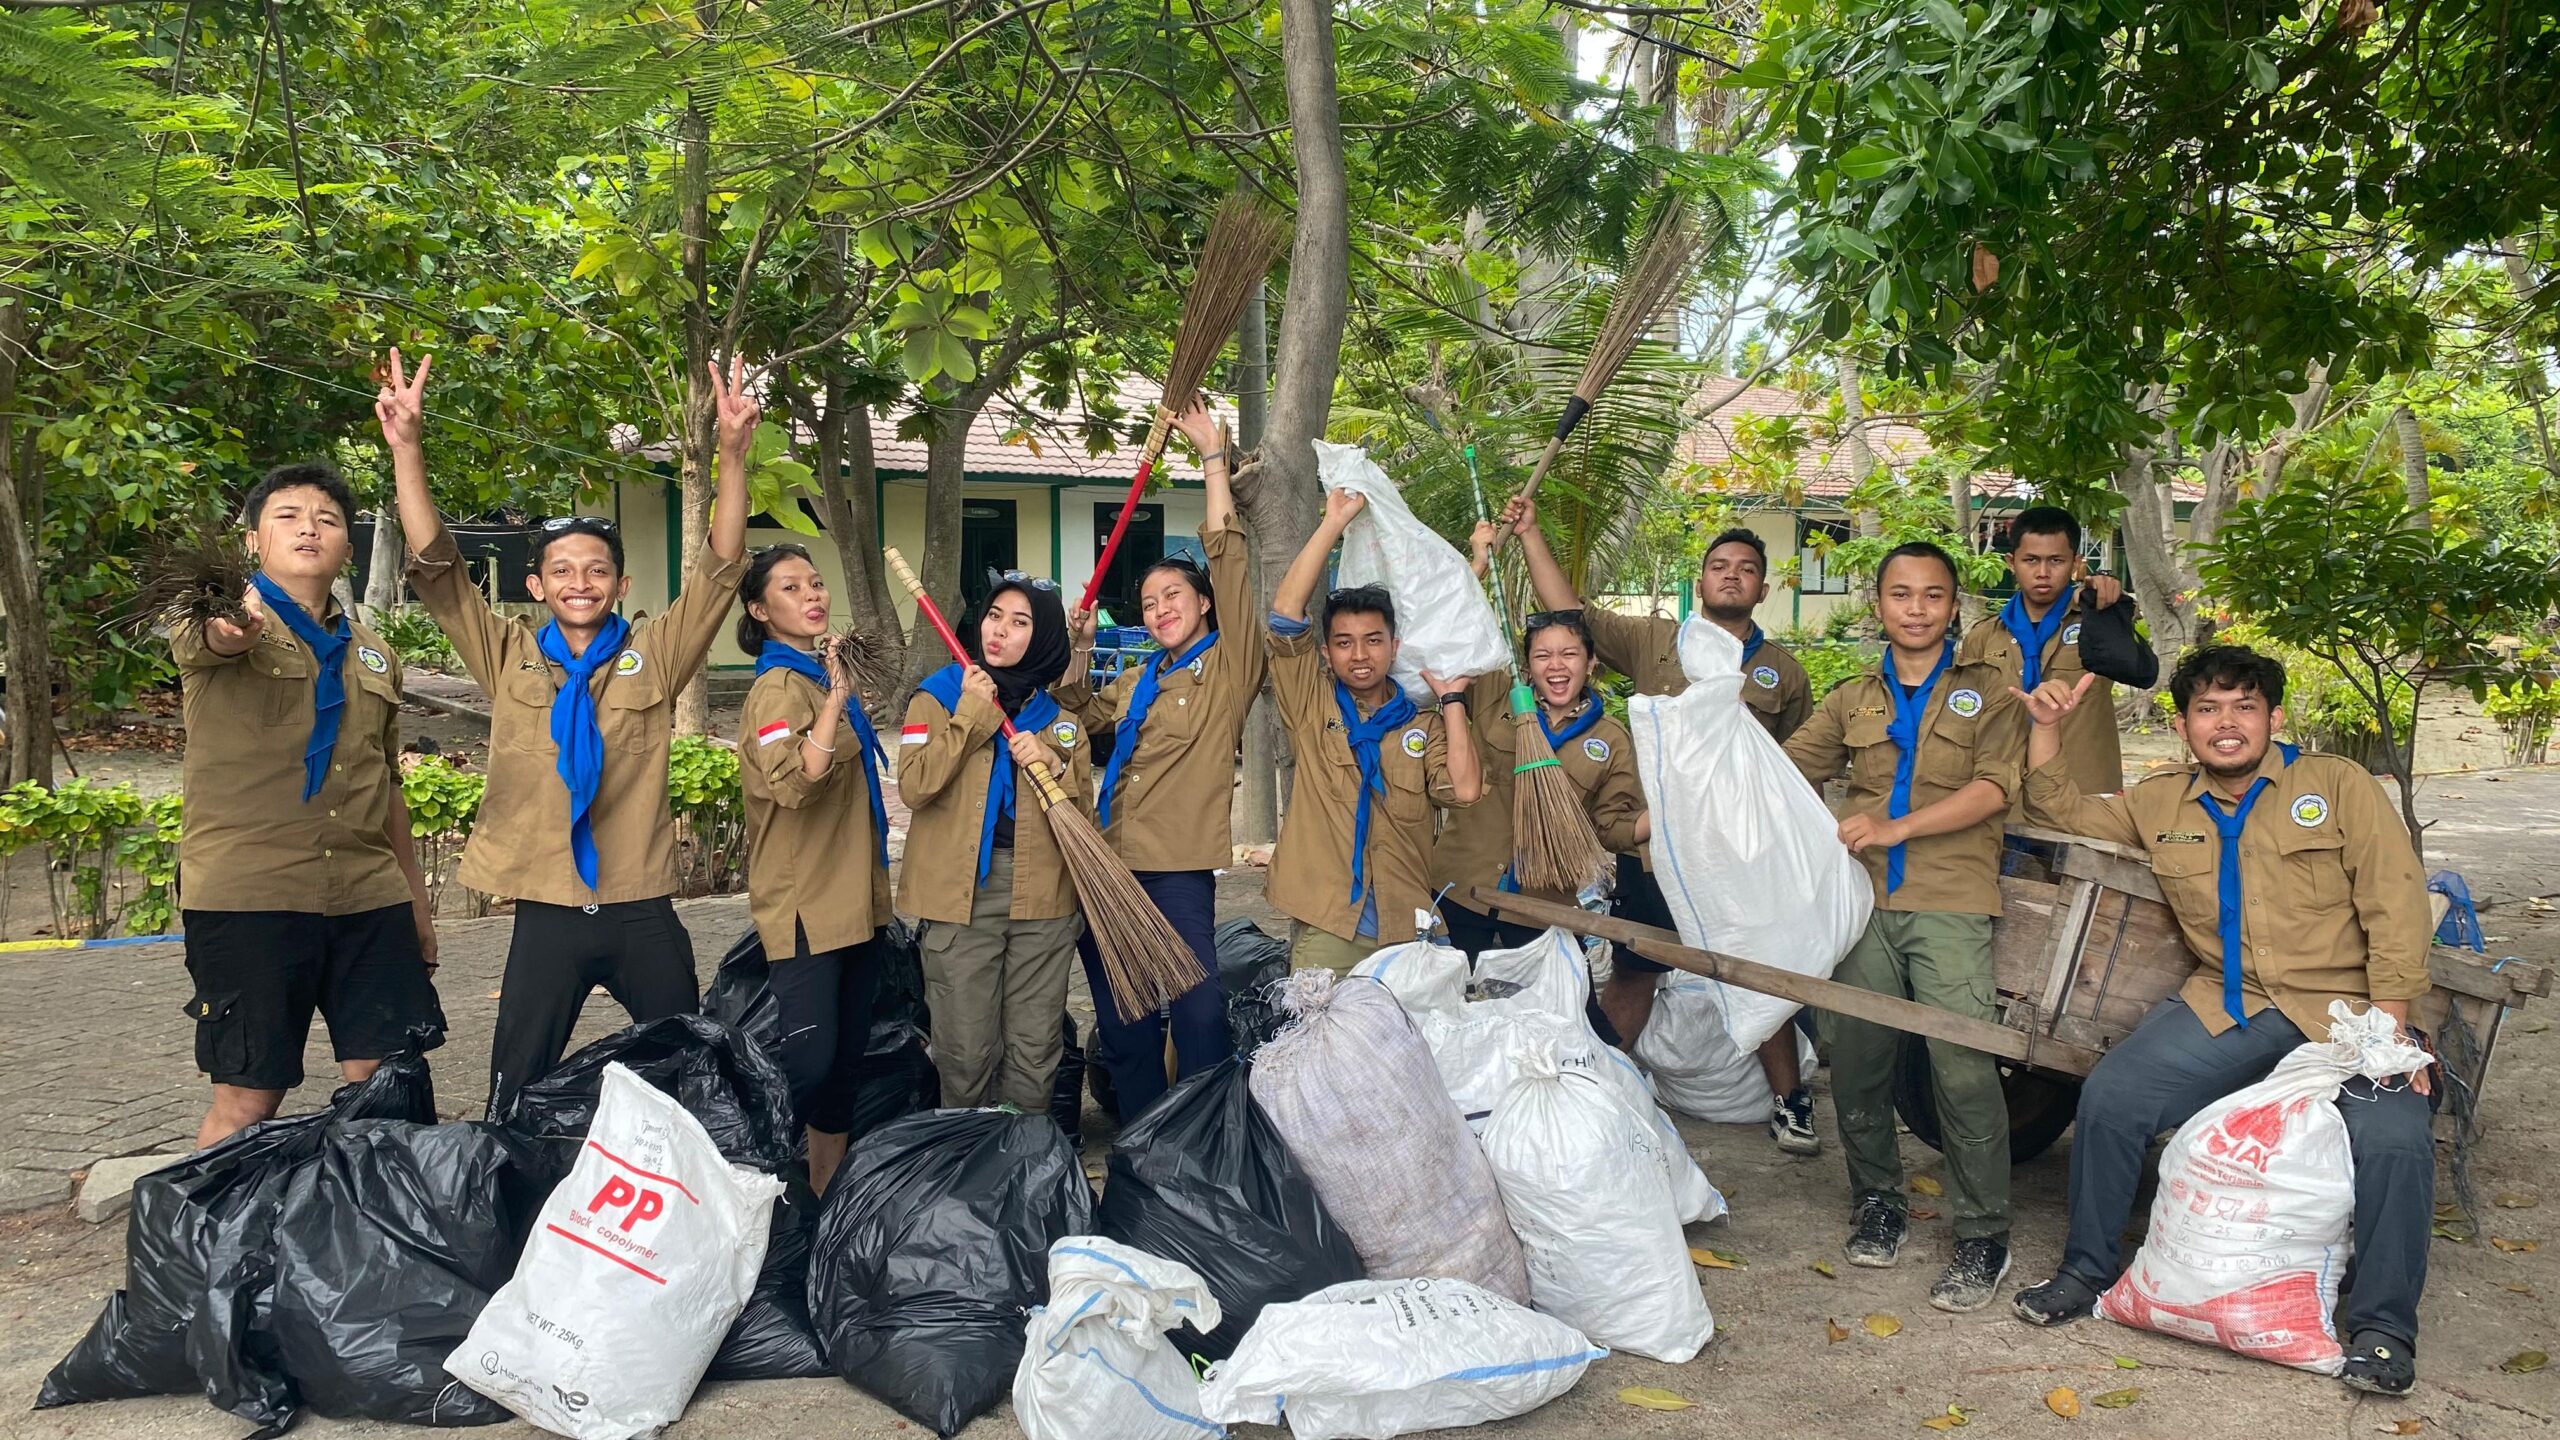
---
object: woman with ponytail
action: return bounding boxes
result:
[735,544,892,1192]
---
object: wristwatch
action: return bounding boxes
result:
[1437,690,1470,709]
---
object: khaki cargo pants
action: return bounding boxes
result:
[918,849,1084,1112]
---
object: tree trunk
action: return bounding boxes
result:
[896,328,1053,700]
[1838,355,1879,537]
[1249,0,1345,590]
[2391,404,2430,524]
[2113,427,2202,683]
[0,294,57,789]
[672,93,716,736]
[813,378,898,656]
[361,506,404,623]
[1231,279,1280,847]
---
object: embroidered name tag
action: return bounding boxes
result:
[2155,830,2209,845]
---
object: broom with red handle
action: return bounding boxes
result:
[1079,194,1290,612]
[885,548,1204,1019]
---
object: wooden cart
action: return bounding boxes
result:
[1470,827,2550,1161]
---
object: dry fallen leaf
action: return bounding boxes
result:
[1911,1175,1946,1197]
[1920,1402,1971,1431]
[2110,1355,2142,1370]
[1827,1319,1852,1344]
[1865,1313,1904,1338]
[1812,1259,1838,1278]
[2504,1283,2536,1296]
[1690,1247,1744,1269]
[2503,1350,2549,1375]
[2045,1386,2081,1419]
[2496,1192,2541,1209]
[1618,1386,1693,1412]
[2380,1421,2422,1436]
[2091,1387,2141,1409]
[1910,1207,1942,1221]
[2490,1237,2540,1253]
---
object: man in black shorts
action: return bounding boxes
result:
[173,462,444,1147]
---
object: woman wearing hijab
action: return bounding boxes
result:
[734,544,892,1193]
[897,570,1089,1111]
[1054,403,1252,1120]
[1432,525,1647,958]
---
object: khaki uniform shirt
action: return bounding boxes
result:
[895,685,1090,925]
[1584,606,1813,740]
[172,605,412,916]
[1266,624,1470,944]
[739,667,893,957]
[1430,674,1643,909]
[1784,658,2027,916]
[407,533,745,907]
[1052,520,1266,872]
[2023,749,2432,1039]
[1957,592,2125,795]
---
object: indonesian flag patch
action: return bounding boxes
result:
[756,720,794,747]
[900,723,931,746]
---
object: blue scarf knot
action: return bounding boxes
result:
[2195,741,2300,1028]
[755,641,890,873]
[918,664,1060,881]
[1099,628,1218,829]
[1881,640,1956,894]
[1998,584,2074,692]
[537,613,631,892]
[251,573,350,803]
[1334,682,1418,907]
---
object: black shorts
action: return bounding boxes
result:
[1607,852,1675,975]
[182,905,446,1091]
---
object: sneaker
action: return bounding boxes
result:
[1770,1087,1822,1155]
[1844,1192,1907,1268]
[1930,1236,2013,1313]
[2010,1271,2100,1327]
[2340,1330,2416,1396]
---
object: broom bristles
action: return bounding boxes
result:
[1043,800,1208,1016]
[1160,194,1291,411]
[1508,711,1612,893]
[124,516,256,637]
[1574,198,1703,403]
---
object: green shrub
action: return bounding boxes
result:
[668,734,744,896]
[0,778,156,938]
[375,604,457,670]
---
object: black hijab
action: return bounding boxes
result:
[962,574,1073,715]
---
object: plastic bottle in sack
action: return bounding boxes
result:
[2097,1002,2431,1373]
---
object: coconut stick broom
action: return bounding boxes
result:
[886,548,1203,1019]
[1080,193,1291,613]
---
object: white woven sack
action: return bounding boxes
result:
[1249,971,1529,1302]
[1014,1237,1226,1440]
[1639,972,1822,1123]
[1314,439,1511,700]
[1199,1277,1601,1440]
[1630,617,1872,1050]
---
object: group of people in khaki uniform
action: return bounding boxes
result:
[169,349,2442,1395]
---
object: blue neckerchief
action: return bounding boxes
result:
[1881,640,1956,894]
[1099,628,1218,829]
[1999,584,2074,691]
[250,573,350,803]
[917,664,1061,881]
[2195,741,2300,1029]
[1334,681,1418,907]
[754,641,889,873]
[537,613,632,892]
[1740,623,1767,668]
[1536,694,1605,753]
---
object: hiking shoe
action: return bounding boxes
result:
[1844,1192,1907,1268]
[1930,1236,2013,1313]
[2340,1330,2417,1396]
[1770,1087,1822,1155]
[2010,1270,2100,1327]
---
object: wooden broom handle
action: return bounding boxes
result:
[882,548,1072,809]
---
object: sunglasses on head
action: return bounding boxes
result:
[539,515,619,534]
[988,568,1059,593]
[1524,608,1585,630]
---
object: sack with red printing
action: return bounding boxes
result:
[2097,1001,2428,1373]
[447,1063,785,1439]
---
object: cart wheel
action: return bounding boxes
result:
[1892,1035,2082,1163]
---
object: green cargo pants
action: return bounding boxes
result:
[1823,909,2010,1240]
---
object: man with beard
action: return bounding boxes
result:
[1503,497,1821,1154]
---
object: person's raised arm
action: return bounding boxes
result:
[2010,674,2142,844]
[374,348,445,556]
[708,356,756,564]
[1173,403,1235,533]
[1498,495,1581,614]
[1272,488,1365,624]
[1424,669,1484,807]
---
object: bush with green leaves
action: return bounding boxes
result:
[667,735,744,897]
[401,755,486,916]
[375,605,458,671]
[0,778,156,939]
[2482,658,2559,768]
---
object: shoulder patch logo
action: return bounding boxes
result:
[1400,727,1429,758]
[1946,688,1983,718]
[2290,794,2329,827]
[1581,737,1611,762]
[1051,719,1081,749]
[355,645,389,674]
[1751,664,1781,690]
[613,650,645,677]
[2060,622,2083,646]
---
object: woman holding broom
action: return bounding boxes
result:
[733,544,892,1194]
[1428,524,1647,958]
[1054,402,1253,1121]
[896,571,1088,1113]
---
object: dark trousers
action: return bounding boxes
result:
[1438,900,1544,959]
[487,897,699,1116]
[1077,869,1229,1122]
[2063,998,2434,1346]
[765,926,884,1135]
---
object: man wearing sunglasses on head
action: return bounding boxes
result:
[376,348,755,1112]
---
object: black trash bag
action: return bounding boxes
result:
[498,1012,799,1185]
[1216,917,1291,1055]
[1094,1057,1363,1362]
[266,1120,532,1425]
[701,1174,831,1382]
[38,1050,437,1425]
[843,921,939,1143]
[809,1109,1095,1436]
[702,927,785,1063]
[1051,1012,1085,1148]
